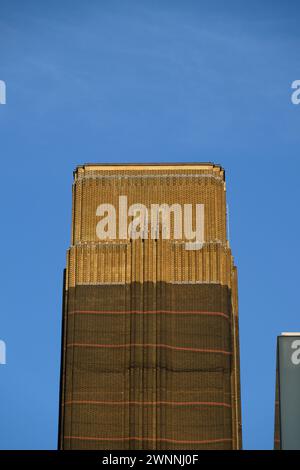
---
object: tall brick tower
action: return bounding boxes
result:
[59,163,242,449]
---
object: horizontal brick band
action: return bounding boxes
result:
[64,435,232,445]
[64,400,231,408]
[68,309,229,320]
[67,342,232,355]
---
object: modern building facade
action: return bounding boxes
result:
[59,163,242,449]
[274,333,300,450]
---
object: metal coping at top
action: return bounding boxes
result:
[73,162,226,180]
[281,332,300,336]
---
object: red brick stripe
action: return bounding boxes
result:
[64,400,231,408]
[68,309,229,319]
[64,436,232,445]
[67,342,232,355]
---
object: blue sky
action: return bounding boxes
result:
[0,0,300,450]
